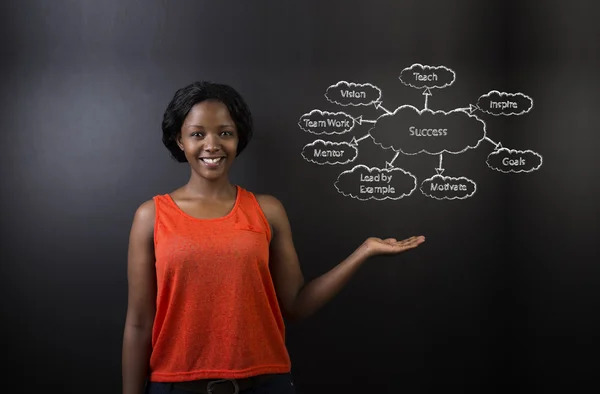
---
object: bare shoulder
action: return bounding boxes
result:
[130,199,156,236]
[134,199,156,222]
[254,194,288,224]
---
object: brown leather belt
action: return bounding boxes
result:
[172,373,278,394]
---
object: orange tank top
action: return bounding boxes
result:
[149,185,291,382]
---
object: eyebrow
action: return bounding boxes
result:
[186,124,234,128]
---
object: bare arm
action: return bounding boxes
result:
[257,195,425,321]
[122,200,157,394]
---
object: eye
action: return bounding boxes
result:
[220,131,234,136]
[191,132,204,138]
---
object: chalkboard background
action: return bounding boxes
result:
[1,1,598,392]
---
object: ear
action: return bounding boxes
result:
[176,132,184,150]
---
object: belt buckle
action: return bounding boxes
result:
[207,378,239,394]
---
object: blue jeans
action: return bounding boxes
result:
[145,373,296,394]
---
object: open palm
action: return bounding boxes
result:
[363,235,425,257]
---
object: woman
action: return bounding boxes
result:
[122,81,425,394]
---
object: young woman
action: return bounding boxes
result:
[122,82,425,394]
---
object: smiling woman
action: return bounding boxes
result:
[178,100,239,179]
[121,81,425,394]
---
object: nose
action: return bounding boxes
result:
[203,133,222,152]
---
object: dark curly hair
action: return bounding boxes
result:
[161,81,254,162]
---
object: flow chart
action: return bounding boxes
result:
[298,63,543,200]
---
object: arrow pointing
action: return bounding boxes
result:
[423,88,432,110]
[484,136,503,150]
[385,151,400,169]
[456,104,479,114]
[350,134,371,146]
[352,115,377,125]
[373,100,392,115]
[435,153,445,175]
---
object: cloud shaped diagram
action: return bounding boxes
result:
[298,110,355,135]
[325,81,382,106]
[399,64,455,89]
[302,140,358,165]
[420,174,477,200]
[369,105,485,155]
[334,164,417,201]
[476,91,533,116]
[486,148,543,173]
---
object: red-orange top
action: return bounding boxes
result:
[148,185,291,382]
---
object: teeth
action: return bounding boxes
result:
[202,157,223,164]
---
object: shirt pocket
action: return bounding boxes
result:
[232,222,271,258]
[233,222,266,234]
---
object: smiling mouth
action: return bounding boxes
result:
[199,157,226,166]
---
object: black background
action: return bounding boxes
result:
[1,1,598,392]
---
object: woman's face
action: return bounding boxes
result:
[177,100,239,182]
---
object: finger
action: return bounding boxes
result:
[396,237,425,249]
[396,236,419,246]
[404,235,424,242]
[395,243,418,251]
[400,235,425,245]
[397,237,418,246]
[378,236,425,254]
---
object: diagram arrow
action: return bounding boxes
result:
[456,104,479,114]
[350,134,371,146]
[385,151,400,169]
[352,115,377,126]
[373,100,392,115]
[423,87,432,110]
[435,153,444,175]
[484,136,503,150]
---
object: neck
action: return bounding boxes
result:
[184,172,236,200]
